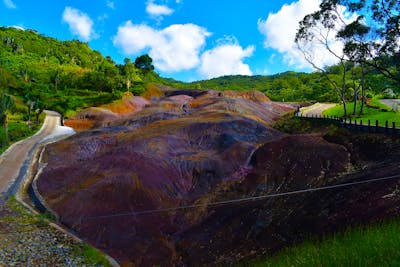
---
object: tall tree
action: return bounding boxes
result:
[24,92,35,128]
[0,92,16,146]
[134,54,155,75]
[295,2,352,116]
[123,58,141,92]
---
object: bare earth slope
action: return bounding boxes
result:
[35,90,400,266]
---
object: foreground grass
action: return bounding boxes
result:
[322,99,400,125]
[252,220,400,267]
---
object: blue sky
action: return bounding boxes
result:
[0,0,334,82]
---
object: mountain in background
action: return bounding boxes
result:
[0,26,397,117]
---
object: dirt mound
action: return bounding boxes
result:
[35,87,400,266]
[65,95,150,130]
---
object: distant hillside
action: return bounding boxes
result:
[0,27,163,116]
[168,72,339,102]
[172,67,398,102]
[0,26,397,116]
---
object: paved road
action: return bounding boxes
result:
[299,103,336,117]
[0,111,71,205]
[379,99,400,111]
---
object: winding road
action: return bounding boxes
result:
[0,111,74,205]
[379,99,400,110]
[299,103,336,117]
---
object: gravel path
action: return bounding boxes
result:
[379,99,400,111]
[0,111,100,266]
[299,103,337,117]
[0,198,101,266]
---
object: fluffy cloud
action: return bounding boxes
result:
[199,40,254,79]
[258,0,350,69]
[106,1,115,10]
[3,0,16,9]
[62,7,97,41]
[146,0,174,17]
[113,21,210,72]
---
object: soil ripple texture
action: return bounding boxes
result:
[35,89,400,266]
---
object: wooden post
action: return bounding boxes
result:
[368,120,371,132]
[360,120,363,131]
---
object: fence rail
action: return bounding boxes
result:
[295,112,400,135]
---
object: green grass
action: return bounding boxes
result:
[72,243,112,267]
[253,220,400,267]
[0,113,45,155]
[322,99,400,126]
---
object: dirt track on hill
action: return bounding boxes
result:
[0,111,62,204]
[300,103,336,117]
[380,99,400,110]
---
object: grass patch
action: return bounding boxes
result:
[274,114,338,134]
[72,243,111,267]
[0,114,44,155]
[322,99,400,125]
[251,219,400,267]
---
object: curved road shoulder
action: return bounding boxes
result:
[299,103,337,117]
[379,99,400,111]
[0,110,74,205]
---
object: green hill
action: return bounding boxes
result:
[0,26,163,117]
[170,72,338,102]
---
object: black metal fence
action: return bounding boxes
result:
[295,112,400,135]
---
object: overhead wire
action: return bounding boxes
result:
[1,173,400,236]
[79,174,400,220]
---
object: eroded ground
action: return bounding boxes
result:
[35,88,400,266]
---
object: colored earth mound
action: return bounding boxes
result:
[35,89,400,266]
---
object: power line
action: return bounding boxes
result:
[78,174,400,220]
[1,173,399,236]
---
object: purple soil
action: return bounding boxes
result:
[35,89,400,266]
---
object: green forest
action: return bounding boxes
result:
[0,0,399,151]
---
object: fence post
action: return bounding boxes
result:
[360,120,363,131]
[386,120,389,133]
[368,120,371,132]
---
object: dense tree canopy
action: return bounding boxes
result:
[0,27,164,117]
[295,0,399,116]
[0,26,397,121]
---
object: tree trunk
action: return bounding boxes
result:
[341,63,348,118]
[353,91,357,115]
[360,65,365,114]
[341,95,347,118]
[5,113,9,146]
[351,66,358,115]
[27,104,31,129]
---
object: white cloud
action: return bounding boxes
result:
[258,0,358,70]
[106,0,115,10]
[3,0,16,9]
[258,0,322,68]
[8,25,24,30]
[113,21,210,72]
[146,0,174,17]
[199,39,254,79]
[62,7,97,41]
